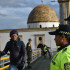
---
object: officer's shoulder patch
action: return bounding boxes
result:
[28,44,31,47]
[62,48,67,53]
[64,63,70,70]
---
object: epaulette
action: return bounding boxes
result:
[28,44,31,47]
[62,48,67,53]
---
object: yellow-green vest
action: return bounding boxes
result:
[50,45,70,70]
[44,46,47,52]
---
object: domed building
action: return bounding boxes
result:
[27,4,59,28]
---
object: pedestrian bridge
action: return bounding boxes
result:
[0,49,56,70]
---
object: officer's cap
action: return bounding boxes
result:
[49,25,70,35]
[28,38,32,41]
[10,30,18,37]
[64,15,70,21]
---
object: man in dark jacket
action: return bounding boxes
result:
[26,38,32,69]
[0,30,26,70]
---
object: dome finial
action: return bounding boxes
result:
[41,0,44,4]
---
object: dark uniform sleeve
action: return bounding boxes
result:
[26,43,32,52]
[0,42,9,57]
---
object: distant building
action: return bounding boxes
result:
[27,4,59,28]
[58,0,70,24]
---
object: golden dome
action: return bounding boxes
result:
[27,4,59,23]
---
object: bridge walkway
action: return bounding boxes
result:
[25,56,51,70]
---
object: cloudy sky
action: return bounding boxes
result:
[0,0,59,29]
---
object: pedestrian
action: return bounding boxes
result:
[26,38,32,69]
[43,44,51,58]
[0,30,26,70]
[64,15,70,25]
[49,25,70,70]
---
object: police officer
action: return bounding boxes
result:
[0,30,26,70]
[64,15,70,25]
[49,25,70,70]
[26,38,32,69]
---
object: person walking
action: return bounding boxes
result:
[0,30,26,70]
[49,25,70,70]
[43,44,51,58]
[26,38,32,69]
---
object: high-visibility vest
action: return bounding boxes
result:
[50,45,70,70]
[44,46,47,52]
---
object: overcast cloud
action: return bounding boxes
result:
[0,0,59,29]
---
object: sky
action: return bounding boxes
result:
[0,0,59,29]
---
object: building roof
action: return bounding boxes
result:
[27,4,59,24]
[0,27,57,33]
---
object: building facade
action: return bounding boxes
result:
[0,28,57,51]
[58,0,70,24]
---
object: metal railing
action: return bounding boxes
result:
[0,48,41,70]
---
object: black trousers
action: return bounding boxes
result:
[43,50,51,58]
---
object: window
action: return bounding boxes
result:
[39,37,42,41]
[35,34,45,48]
[53,24,54,27]
[40,25,42,28]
